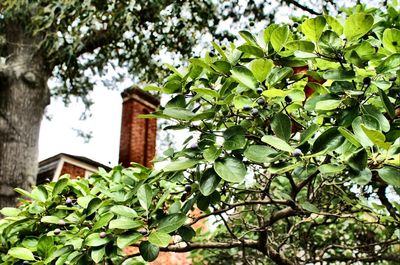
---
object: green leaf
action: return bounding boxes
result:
[379,89,396,119]
[37,236,54,258]
[271,26,289,52]
[346,148,368,171]
[0,207,21,217]
[178,226,196,242]
[319,164,346,175]
[315,99,341,111]
[312,127,344,153]
[53,177,69,196]
[261,135,294,153]
[383,28,400,53]
[299,124,319,145]
[110,205,138,218]
[319,31,342,53]
[137,184,153,212]
[237,44,264,57]
[148,232,172,247]
[361,105,390,132]
[109,218,143,230]
[117,233,143,249]
[268,67,293,86]
[325,15,343,35]
[223,125,246,150]
[41,215,60,224]
[212,60,231,74]
[338,127,361,147]
[163,159,199,172]
[300,202,319,213]
[352,168,372,185]
[86,197,102,216]
[203,146,221,163]
[233,95,253,110]
[163,107,195,121]
[139,241,159,262]
[92,213,114,230]
[192,87,220,98]
[199,168,221,196]
[158,213,187,233]
[231,66,258,90]
[376,54,400,73]
[250,59,273,82]
[8,247,35,261]
[214,157,247,183]
[377,166,400,187]
[244,145,278,163]
[344,13,373,41]
[31,186,48,202]
[91,247,105,264]
[262,88,286,98]
[84,233,111,247]
[352,115,380,147]
[323,70,355,80]
[239,30,259,46]
[301,16,326,42]
[285,40,315,52]
[361,125,391,150]
[271,113,291,141]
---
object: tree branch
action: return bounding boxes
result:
[281,0,321,15]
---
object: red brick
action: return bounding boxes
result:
[119,88,159,168]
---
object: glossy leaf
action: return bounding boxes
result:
[214,157,247,183]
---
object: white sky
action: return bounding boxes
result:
[38,84,123,166]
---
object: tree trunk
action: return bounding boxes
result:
[0,24,50,208]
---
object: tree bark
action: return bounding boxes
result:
[0,24,50,208]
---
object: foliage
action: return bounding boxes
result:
[1,2,400,265]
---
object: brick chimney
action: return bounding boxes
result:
[119,87,159,168]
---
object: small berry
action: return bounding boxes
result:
[256,88,263,94]
[249,21,255,27]
[138,229,148,236]
[209,51,215,57]
[99,232,107,238]
[58,220,65,226]
[389,76,397,82]
[65,198,73,205]
[363,77,371,85]
[257,98,265,106]
[54,228,61,235]
[293,149,303,157]
[22,261,30,265]
[184,185,192,192]
[190,143,198,150]
[243,105,251,111]
[45,178,51,183]
[284,96,292,103]
[222,46,226,50]
[251,108,259,117]
[293,22,298,28]
[392,41,398,46]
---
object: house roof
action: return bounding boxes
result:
[37,153,111,185]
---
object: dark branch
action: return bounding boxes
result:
[281,0,321,15]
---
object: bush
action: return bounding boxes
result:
[1,3,400,265]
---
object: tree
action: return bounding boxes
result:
[1,3,399,264]
[0,0,345,209]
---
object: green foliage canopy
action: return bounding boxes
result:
[1,3,400,265]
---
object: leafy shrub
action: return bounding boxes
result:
[1,3,400,265]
